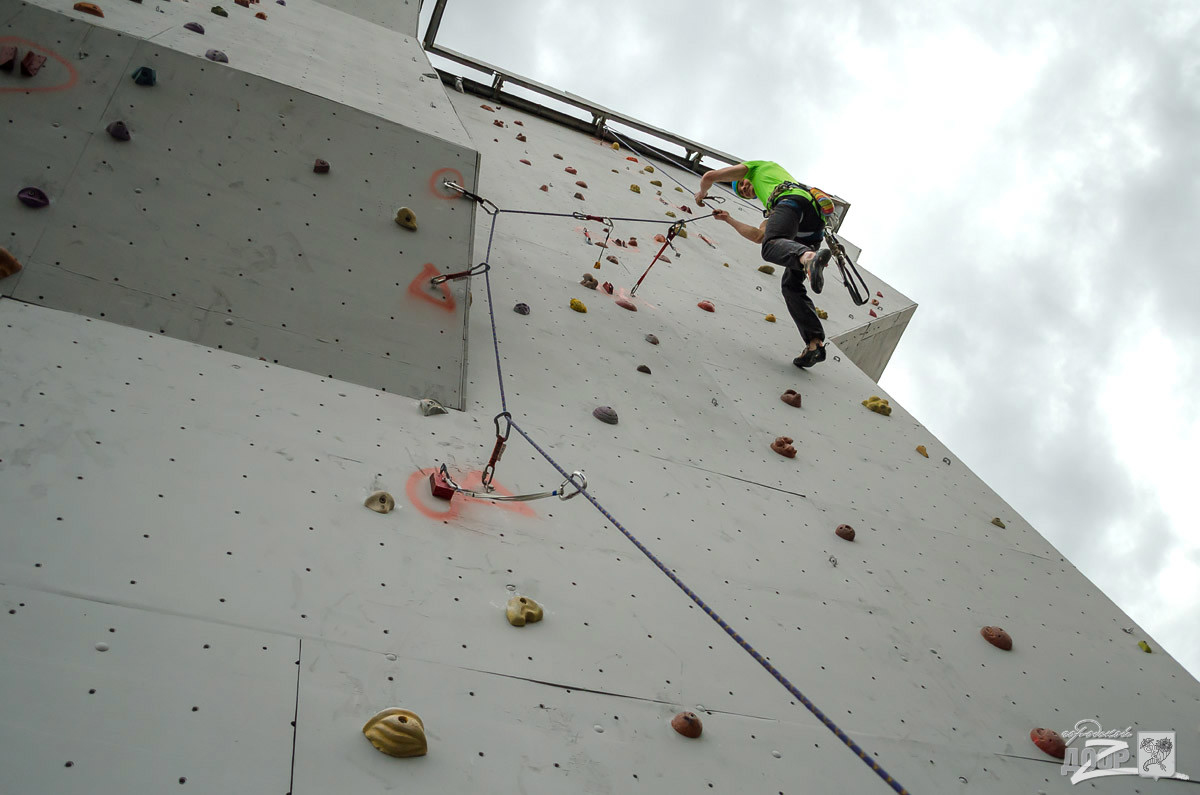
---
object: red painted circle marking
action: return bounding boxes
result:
[429,168,465,200]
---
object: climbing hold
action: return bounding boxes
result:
[1139,640,1152,653]
[815,308,828,319]
[628,237,637,247]
[758,265,776,275]
[671,712,703,738]
[183,21,205,33]
[513,302,530,315]
[362,709,428,758]
[429,470,455,501]
[771,437,797,459]
[553,153,563,159]
[0,248,22,280]
[313,159,330,174]
[593,406,618,425]
[654,234,667,243]
[211,5,228,16]
[665,211,676,218]
[492,119,505,128]
[649,180,662,187]
[876,291,883,297]
[675,186,684,192]
[625,156,638,163]
[680,205,693,214]
[615,298,637,311]
[276,0,284,5]
[539,185,549,192]
[764,314,776,323]
[418,398,448,416]
[73,2,104,16]
[629,184,641,194]
[870,298,880,306]
[513,120,523,126]
[364,491,395,514]
[20,52,47,77]
[593,261,601,270]
[645,334,659,345]
[575,180,588,189]
[916,445,929,458]
[506,595,543,626]
[780,390,802,408]
[516,133,527,142]
[105,120,132,141]
[611,142,620,150]
[644,165,655,173]
[658,255,671,263]
[605,255,618,264]
[17,188,49,208]
[0,45,15,72]
[1030,728,1066,760]
[519,159,531,166]
[835,524,855,541]
[480,104,495,112]
[980,626,1012,650]
[869,309,878,318]
[234,0,249,6]
[565,166,577,175]
[601,282,614,294]
[394,207,417,231]
[131,66,157,84]
[675,227,687,238]
[254,11,266,18]
[570,298,587,313]
[580,273,598,290]
[697,301,715,312]
[990,517,1006,528]
[861,396,892,416]
[205,49,228,63]
[573,192,585,201]
[637,365,651,374]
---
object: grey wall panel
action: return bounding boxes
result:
[309,0,420,37]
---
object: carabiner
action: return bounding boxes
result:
[430,261,490,286]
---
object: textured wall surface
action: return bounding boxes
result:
[2,2,1198,794]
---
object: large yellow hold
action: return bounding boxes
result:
[862,396,892,416]
[816,307,829,319]
[570,298,587,313]
[915,445,929,458]
[362,709,428,758]
[629,184,641,194]
[649,180,663,187]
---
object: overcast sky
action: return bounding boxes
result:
[419,0,1200,680]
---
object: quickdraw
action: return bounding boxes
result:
[436,462,587,502]
[480,411,511,492]
[430,261,490,286]
[630,219,685,297]
[443,179,498,215]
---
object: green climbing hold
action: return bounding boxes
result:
[758,265,775,275]
[211,5,227,15]
[629,184,641,194]
[1138,640,1152,653]
[991,517,1006,528]
[649,180,662,187]
[665,211,676,218]
[816,307,828,319]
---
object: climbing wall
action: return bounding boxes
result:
[2,6,1199,795]
[1,0,476,407]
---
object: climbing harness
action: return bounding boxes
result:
[631,220,685,297]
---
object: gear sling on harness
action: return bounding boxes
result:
[765,182,872,307]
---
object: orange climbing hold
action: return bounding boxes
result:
[575,180,588,189]
[1031,728,1066,759]
[616,297,637,311]
[539,185,549,192]
[626,156,639,163]
[771,437,797,458]
[697,300,714,312]
[835,524,856,541]
[780,390,802,408]
[493,120,505,128]
[980,626,1012,651]
[516,133,527,142]
[73,2,104,15]
[606,255,618,264]
[671,712,702,738]
[0,248,22,280]
[653,234,667,243]
[254,10,266,17]
[480,104,495,112]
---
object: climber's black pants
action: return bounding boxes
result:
[760,198,826,345]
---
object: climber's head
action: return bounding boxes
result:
[733,179,755,199]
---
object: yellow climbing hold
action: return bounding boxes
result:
[991,517,1006,528]
[364,491,395,514]
[675,227,687,238]
[862,396,892,416]
[723,262,730,268]
[765,314,776,323]
[362,709,428,758]
[611,142,620,150]
[649,180,663,187]
[570,298,587,313]
[665,211,676,218]
[506,595,544,626]
[394,207,417,231]
[675,186,684,192]
[1138,640,1152,653]
[629,184,641,194]
[758,265,776,275]
[644,165,655,173]
[594,261,601,269]
[816,307,828,319]
[916,445,929,458]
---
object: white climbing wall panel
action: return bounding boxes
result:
[1,0,477,407]
[2,4,1199,795]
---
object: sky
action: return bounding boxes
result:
[418,1,1200,681]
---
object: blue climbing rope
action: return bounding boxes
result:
[455,188,911,794]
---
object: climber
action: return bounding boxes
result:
[695,161,831,369]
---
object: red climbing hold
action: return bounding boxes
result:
[254,10,266,18]
[575,181,588,189]
[625,156,639,163]
[429,470,455,501]
[671,712,702,738]
[513,120,523,126]
[780,390,802,408]
[480,104,495,112]
[539,185,549,192]
[771,437,797,458]
[628,237,638,247]
[493,120,505,128]
[234,0,249,6]
[573,192,585,201]
[1031,728,1066,759]
[519,159,531,166]
[615,297,636,311]
[653,234,667,243]
[697,300,715,312]
[835,524,855,541]
[21,51,47,77]
[17,187,49,208]
[601,282,614,295]
[565,167,577,175]
[73,2,104,15]
[313,159,330,174]
[516,133,527,143]
[0,45,16,72]
[876,291,883,297]
[680,205,693,214]
[106,120,131,141]
[0,248,22,280]
[605,255,618,264]
[980,626,1012,651]
[868,309,877,318]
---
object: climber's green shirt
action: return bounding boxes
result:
[741,160,812,211]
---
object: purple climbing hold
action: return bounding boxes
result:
[205,49,229,63]
[276,0,285,5]
[593,406,618,425]
[637,365,651,374]
[184,21,205,33]
[645,334,659,345]
[131,66,156,85]
[513,303,530,315]
[17,188,50,209]
[106,120,131,141]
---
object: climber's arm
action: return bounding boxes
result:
[696,164,748,205]
[714,210,767,244]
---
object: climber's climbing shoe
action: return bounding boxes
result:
[807,249,831,294]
